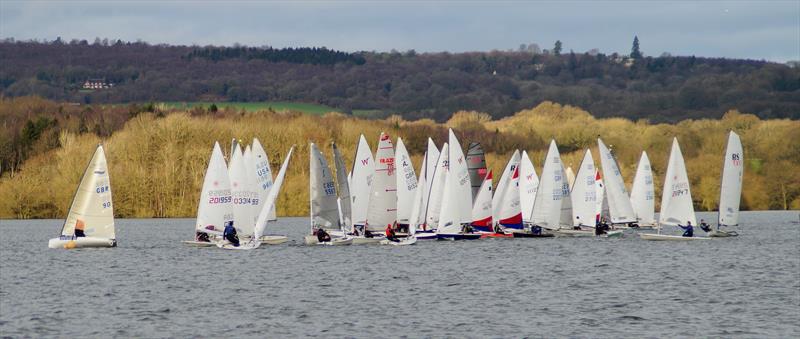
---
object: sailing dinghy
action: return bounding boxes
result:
[640,138,710,241]
[305,143,353,246]
[710,131,743,237]
[411,142,439,240]
[48,145,116,249]
[569,149,622,237]
[597,138,637,228]
[525,140,581,237]
[184,142,233,247]
[218,146,294,249]
[436,129,480,240]
[629,151,657,229]
[365,132,398,235]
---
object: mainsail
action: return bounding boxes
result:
[310,143,340,231]
[471,171,493,232]
[492,150,521,224]
[60,144,115,239]
[195,142,233,234]
[718,131,744,226]
[438,129,473,234]
[466,142,487,199]
[349,134,374,229]
[531,140,567,230]
[366,132,397,232]
[332,142,352,229]
[659,138,696,227]
[630,151,656,226]
[519,150,539,224]
[425,143,449,230]
[597,138,636,224]
[395,137,418,226]
[571,149,598,227]
[251,138,276,221]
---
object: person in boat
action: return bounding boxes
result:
[223,220,240,247]
[74,219,87,237]
[678,221,694,237]
[594,218,608,235]
[316,228,332,242]
[493,223,503,234]
[461,223,474,234]
[385,224,399,242]
[196,232,210,242]
[573,216,583,230]
[531,225,542,235]
[699,219,712,232]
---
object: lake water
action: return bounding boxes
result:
[1,211,798,338]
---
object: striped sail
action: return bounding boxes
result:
[366,132,397,232]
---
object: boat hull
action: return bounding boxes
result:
[480,232,514,238]
[259,235,289,244]
[351,237,383,245]
[380,237,417,246]
[304,235,353,246]
[436,233,481,240]
[48,237,116,249]
[415,232,438,240]
[182,240,217,247]
[709,230,739,237]
[511,233,555,238]
[639,233,711,241]
[552,229,596,237]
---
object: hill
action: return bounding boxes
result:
[1,39,798,123]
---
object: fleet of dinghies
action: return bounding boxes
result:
[48,129,747,249]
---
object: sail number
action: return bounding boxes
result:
[209,196,232,204]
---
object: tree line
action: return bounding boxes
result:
[1,39,798,123]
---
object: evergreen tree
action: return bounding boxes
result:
[554,40,563,56]
[631,36,642,59]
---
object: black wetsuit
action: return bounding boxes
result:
[223,224,240,247]
[317,229,331,242]
[74,229,86,237]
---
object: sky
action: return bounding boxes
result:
[1,0,798,62]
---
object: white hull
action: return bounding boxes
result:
[415,232,438,240]
[380,237,417,246]
[182,240,217,247]
[259,235,289,244]
[352,237,383,245]
[602,230,624,238]
[551,229,595,237]
[304,235,353,246]
[709,230,739,238]
[639,233,711,241]
[48,237,115,249]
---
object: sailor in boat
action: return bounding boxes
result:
[196,232,210,242]
[364,228,374,238]
[493,223,503,234]
[573,216,583,230]
[595,218,610,235]
[223,220,240,247]
[699,219,712,233]
[461,223,474,234]
[74,219,86,237]
[385,224,400,242]
[531,225,542,235]
[677,221,694,237]
[316,228,332,243]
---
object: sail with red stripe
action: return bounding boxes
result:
[471,170,493,232]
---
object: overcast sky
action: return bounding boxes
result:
[1,0,798,62]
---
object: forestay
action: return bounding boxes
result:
[630,151,656,226]
[719,131,743,226]
[659,138,696,227]
[310,143,341,231]
[597,138,636,224]
[571,149,598,227]
[366,132,397,232]
[196,142,233,235]
[60,144,115,239]
[519,150,539,224]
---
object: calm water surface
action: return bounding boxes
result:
[1,211,799,338]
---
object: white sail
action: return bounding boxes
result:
[251,138,276,221]
[630,151,656,226]
[243,145,260,226]
[493,150,521,223]
[595,170,605,224]
[497,165,523,230]
[438,129,473,234]
[229,144,257,236]
[409,166,427,233]
[253,147,294,240]
[332,142,352,229]
[471,171,493,231]
[395,137,418,226]
[310,143,340,231]
[466,142,487,199]
[349,134,374,229]
[60,144,115,239]
[597,138,636,224]
[559,163,573,228]
[531,140,566,230]
[571,149,598,227]
[419,139,440,227]
[659,138,696,227]
[519,150,539,224]
[565,166,576,189]
[195,142,233,234]
[425,143,449,230]
[719,131,744,226]
[366,132,397,232]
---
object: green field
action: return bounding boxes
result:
[161,101,341,115]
